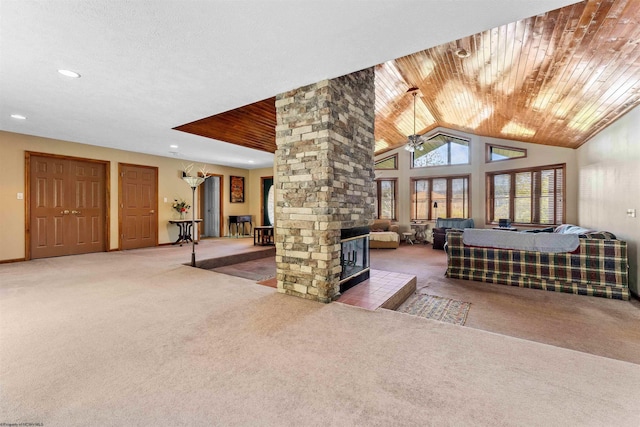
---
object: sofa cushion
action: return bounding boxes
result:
[435,218,474,229]
[369,232,399,243]
[463,229,580,253]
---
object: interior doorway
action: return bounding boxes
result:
[119,163,158,250]
[261,176,274,226]
[200,174,223,238]
[26,152,109,260]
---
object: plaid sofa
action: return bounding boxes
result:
[446,230,629,300]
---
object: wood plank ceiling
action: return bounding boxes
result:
[175,0,640,155]
[174,97,277,153]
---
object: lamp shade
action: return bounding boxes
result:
[182,176,205,188]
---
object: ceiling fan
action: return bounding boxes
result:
[405,87,425,152]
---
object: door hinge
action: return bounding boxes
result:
[120,172,125,177]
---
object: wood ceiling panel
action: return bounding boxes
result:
[177,0,640,156]
[173,97,276,153]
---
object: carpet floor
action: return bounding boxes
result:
[205,242,640,365]
[371,243,640,365]
[1,240,640,426]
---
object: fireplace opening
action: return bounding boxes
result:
[339,226,370,293]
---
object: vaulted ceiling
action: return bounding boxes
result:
[178,0,640,156]
[375,0,640,154]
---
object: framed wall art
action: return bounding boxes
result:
[230,175,245,203]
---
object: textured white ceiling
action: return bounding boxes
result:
[0,0,576,169]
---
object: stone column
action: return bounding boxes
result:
[274,68,375,303]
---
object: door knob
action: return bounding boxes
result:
[150,210,155,214]
[71,210,81,214]
[61,210,70,215]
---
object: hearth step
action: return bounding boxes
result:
[337,269,416,311]
[195,246,275,270]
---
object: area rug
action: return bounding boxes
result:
[397,294,471,326]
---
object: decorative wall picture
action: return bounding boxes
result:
[230,176,245,203]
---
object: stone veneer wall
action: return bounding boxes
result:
[274,68,376,303]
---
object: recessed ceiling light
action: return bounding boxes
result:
[10,114,27,120]
[169,144,179,149]
[58,69,81,78]
[248,160,255,164]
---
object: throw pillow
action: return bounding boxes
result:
[554,224,593,235]
[580,231,617,240]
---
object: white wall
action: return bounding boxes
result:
[577,105,640,296]
[375,127,578,233]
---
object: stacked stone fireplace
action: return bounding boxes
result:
[274,68,375,303]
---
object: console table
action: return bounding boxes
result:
[228,215,252,238]
[169,219,202,246]
[254,226,274,246]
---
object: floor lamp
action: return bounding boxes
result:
[182,175,206,267]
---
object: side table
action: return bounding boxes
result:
[254,226,274,246]
[402,231,415,245]
[169,219,202,246]
[228,215,252,238]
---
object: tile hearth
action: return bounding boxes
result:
[337,269,416,311]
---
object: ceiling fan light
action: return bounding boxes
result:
[405,90,424,152]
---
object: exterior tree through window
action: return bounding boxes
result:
[411,133,470,168]
[375,178,397,220]
[411,175,470,220]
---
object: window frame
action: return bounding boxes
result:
[485,163,566,226]
[374,153,398,170]
[410,132,471,169]
[485,143,527,163]
[375,178,398,220]
[410,174,471,221]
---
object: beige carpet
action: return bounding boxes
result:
[371,244,640,364]
[1,250,640,426]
